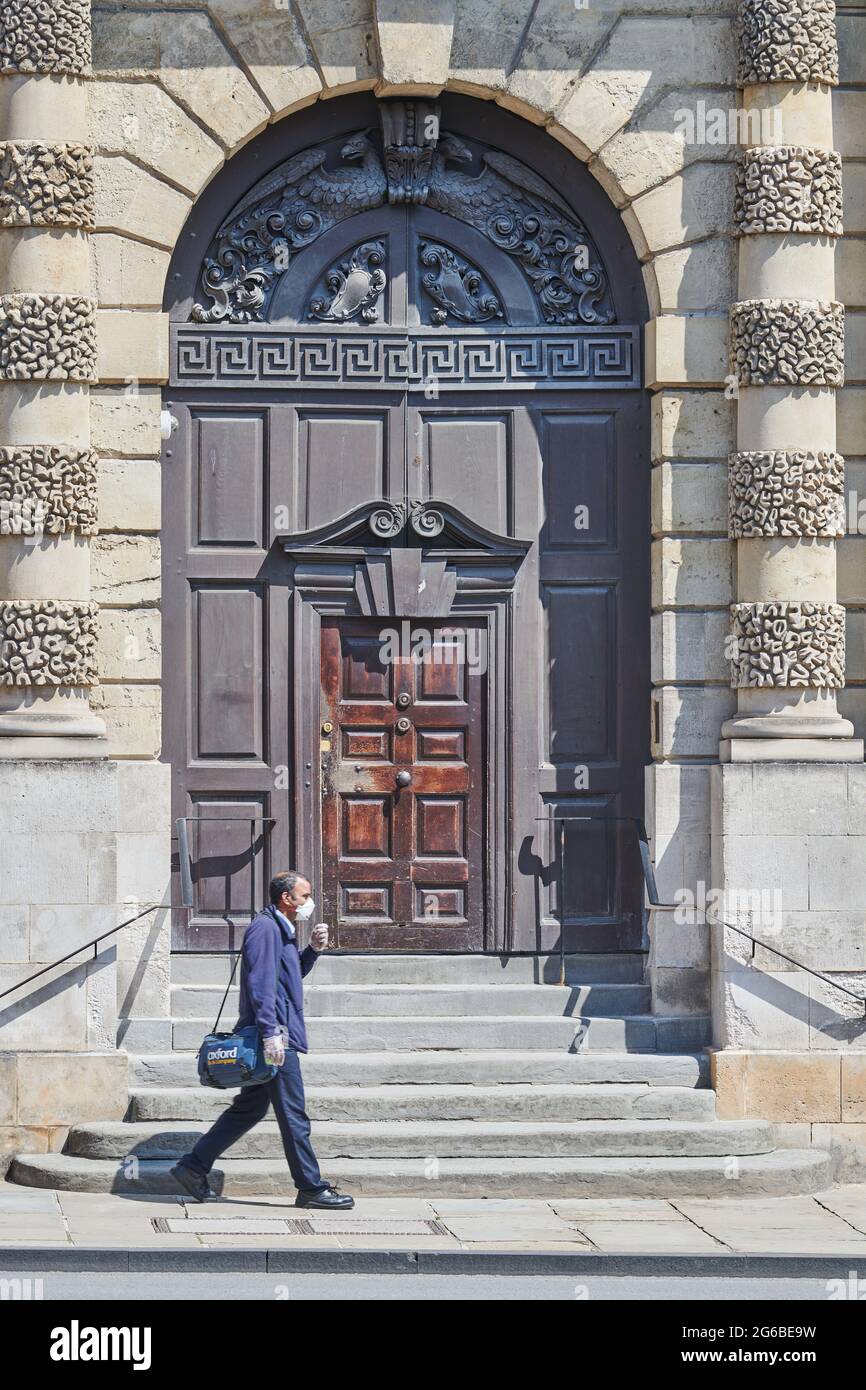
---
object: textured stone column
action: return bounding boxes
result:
[721,0,861,760]
[0,0,105,752]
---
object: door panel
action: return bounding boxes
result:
[297,409,390,526]
[321,617,485,949]
[510,397,648,951]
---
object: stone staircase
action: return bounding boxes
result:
[9,953,833,1197]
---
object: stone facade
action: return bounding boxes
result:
[0,0,863,1180]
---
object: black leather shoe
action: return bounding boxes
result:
[170,1162,218,1203]
[295,1185,354,1210]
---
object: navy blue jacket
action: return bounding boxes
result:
[234,905,319,1053]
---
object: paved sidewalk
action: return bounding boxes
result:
[4,1180,866,1256]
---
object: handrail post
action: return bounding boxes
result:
[559,817,566,987]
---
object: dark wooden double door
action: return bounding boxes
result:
[164,381,649,954]
[165,164,649,953]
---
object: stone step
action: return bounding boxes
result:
[170,1014,710,1054]
[170,952,647,987]
[169,982,652,1020]
[8,1149,834,1199]
[129,1082,717,1123]
[130,1049,710,1088]
[64,1118,774,1161]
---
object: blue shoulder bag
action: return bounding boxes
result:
[197,937,279,1089]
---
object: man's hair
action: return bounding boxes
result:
[269,870,309,905]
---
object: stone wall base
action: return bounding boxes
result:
[711,1047,866,1180]
[0,1051,128,1176]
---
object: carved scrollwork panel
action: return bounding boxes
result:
[0,600,98,686]
[729,450,844,537]
[426,135,613,325]
[730,601,845,688]
[308,241,387,324]
[190,109,614,328]
[192,132,388,324]
[418,241,503,325]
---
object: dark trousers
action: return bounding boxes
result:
[180,1049,328,1194]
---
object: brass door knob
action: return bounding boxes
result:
[395,770,413,787]
[396,693,411,708]
[396,717,411,734]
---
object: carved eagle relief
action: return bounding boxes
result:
[191,116,614,327]
[192,132,387,324]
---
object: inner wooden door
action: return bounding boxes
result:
[320,615,486,949]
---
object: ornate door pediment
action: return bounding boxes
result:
[280,498,530,618]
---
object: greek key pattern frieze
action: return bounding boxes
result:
[171,327,639,390]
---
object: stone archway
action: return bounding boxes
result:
[161,92,651,955]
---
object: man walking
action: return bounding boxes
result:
[170,870,354,1209]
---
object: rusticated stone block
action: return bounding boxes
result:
[729,449,845,537]
[0,445,98,535]
[0,599,98,686]
[735,147,843,237]
[730,298,844,387]
[730,600,845,688]
[0,0,91,75]
[737,0,838,87]
[0,293,96,380]
[0,142,93,228]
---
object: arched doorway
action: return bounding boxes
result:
[163,93,650,955]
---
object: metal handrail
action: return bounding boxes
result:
[536,815,657,985]
[706,915,866,1014]
[0,902,161,1005]
[175,815,276,909]
[539,812,866,1014]
[1,816,278,1007]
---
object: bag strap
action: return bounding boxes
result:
[212,905,281,1033]
[212,947,243,1034]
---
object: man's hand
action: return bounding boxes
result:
[310,923,329,953]
[263,1034,285,1067]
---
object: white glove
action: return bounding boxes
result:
[263,1034,285,1067]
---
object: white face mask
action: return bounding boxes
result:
[294,898,315,922]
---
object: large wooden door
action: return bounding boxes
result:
[320,617,485,949]
[164,94,650,954]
